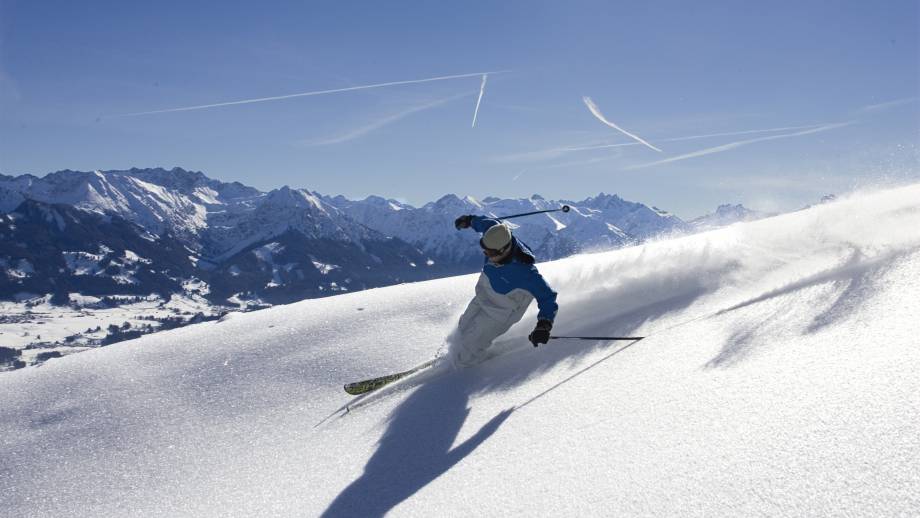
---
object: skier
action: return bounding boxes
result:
[450,214,558,368]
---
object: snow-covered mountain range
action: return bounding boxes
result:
[689,203,774,230]
[2,183,917,516]
[0,167,753,306]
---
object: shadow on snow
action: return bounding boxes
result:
[321,371,512,517]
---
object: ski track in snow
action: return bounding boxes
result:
[1,184,920,516]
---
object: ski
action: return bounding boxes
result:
[343,358,439,395]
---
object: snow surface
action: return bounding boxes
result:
[0,294,219,355]
[1,184,919,517]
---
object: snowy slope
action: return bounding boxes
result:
[1,184,919,517]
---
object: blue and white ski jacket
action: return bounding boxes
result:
[471,216,559,322]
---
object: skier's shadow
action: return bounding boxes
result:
[322,371,512,517]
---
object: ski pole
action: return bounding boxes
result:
[550,336,644,341]
[497,205,570,220]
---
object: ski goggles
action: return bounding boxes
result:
[480,239,511,258]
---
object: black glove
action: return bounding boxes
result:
[529,319,552,347]
[454,214,473,230]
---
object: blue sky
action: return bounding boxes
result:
[1,1,917,218]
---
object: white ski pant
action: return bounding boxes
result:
[451,274,534,369]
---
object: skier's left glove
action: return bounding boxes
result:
[529,319,552,347]
[454,214,473,230]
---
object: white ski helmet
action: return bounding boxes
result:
[481,223,513,251]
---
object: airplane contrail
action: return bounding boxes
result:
[110,70,509,118]
[858,97,918,113]
[582,96,662,153]
[305,92,473,146]
[567,123,830,151]
[627,121,853,169]
[492,123,833,163]
[471,74,488,128]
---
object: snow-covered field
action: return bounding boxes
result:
[1,184,919,517]
[0,294,221,364]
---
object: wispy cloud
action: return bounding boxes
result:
[110,70,508,118]
[858,97,918,113]
[568,124,833,152]
[538,155,620,170]
[303,92,473,146]
[582,96,662,153]
[493,124,829,164]
[627,121,854,170]
[492,143,610,163]
[657,124,829,144]
[700,172,842,192]
[471,74,488,128]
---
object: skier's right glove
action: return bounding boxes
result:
[529,320,553,347]
[454,214,473,230]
